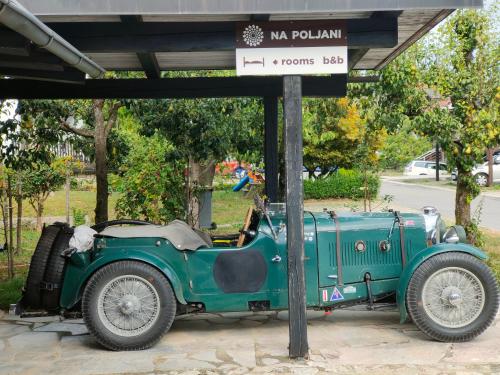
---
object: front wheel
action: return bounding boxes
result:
[406,252,499,342]
[82,261,176,350]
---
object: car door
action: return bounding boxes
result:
[494,156,500,180]
[413,161,428,175]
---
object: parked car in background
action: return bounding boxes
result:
[404,160,448,176]
[451,154,500,186]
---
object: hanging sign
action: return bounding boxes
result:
[235,20,348,76]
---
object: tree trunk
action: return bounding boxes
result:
[65,169,71,224]
[94,125,108,224]
[1,195,13,279]
[486,148,493,187]
[36,200,44,232]
[7,176,14,278]
[199,160,216,188]
[15,182,22,255]
[187,157,201,228]
[363,169,368,212]
[186,158,217,228]
[455,168,472,228]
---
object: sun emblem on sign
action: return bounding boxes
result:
[242,24,264,47]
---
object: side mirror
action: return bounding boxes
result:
[443,225,467,244]
[444,228,460,244]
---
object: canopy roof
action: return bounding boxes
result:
[0,0,482,97]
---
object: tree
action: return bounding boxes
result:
[416,9,499,236]
[19,99,123,224]
[130,97,262,227]
[1,100,61,260]
[60,100,122,223]
[23,160,66,231]
[378,123,432,170]
[114,133,184,224]
[302,97,366,177]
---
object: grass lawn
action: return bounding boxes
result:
[19,191,121,221]
[0,188,499,310]
[484,230,500,282]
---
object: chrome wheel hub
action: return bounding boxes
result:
[119,295,140,315]
[97,275,161,337]
[422,267,485,328]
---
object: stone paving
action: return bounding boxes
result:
[0,307,499,375]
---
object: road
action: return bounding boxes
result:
[380,179,500,231]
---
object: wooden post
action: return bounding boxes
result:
[65,168,71,224]
[264,96,279,202]
[435,141,440,182]
[283,75,308,359]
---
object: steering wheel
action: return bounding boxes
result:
[237,207,254,247]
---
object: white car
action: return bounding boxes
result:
[451,154,500,186]
[404,160,448,176]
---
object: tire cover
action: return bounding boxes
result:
[21,224,63,310]
[42,225,74,312]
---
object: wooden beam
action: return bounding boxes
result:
[0,52,62,65]
[0,75,347,99]
[0,59,64,72]
[347,75,380,83]
[120,16,161,79]
[283,75,308,359]
[348,48,369,70]
[264,96,279,203]
[251,14,270,22]
[0,18,398,53]
[0,67,85,83]
[0,34,30,56]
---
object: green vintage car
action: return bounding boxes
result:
[19,202,499,351]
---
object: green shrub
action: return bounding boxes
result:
[0,274,25,310]
[304,169,380,200]
[73,208,86,226]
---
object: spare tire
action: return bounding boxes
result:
[20,223,64,310]
[41,224,74,312]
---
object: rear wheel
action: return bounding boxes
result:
[475,173,488,187]
[406,252,499,342]
[82,261,176,350]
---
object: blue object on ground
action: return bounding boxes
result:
[233,175,250,192]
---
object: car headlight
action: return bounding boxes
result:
[422,206,446,245]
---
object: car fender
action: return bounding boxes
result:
[60,249,187,309]
[396,243,488,323]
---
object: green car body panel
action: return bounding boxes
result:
[59,210,488,320]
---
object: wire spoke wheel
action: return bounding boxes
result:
[83,261,177,350]
[475,174,488,186]
[407,252,499,342]
[422,267,485,328]
[97,275,161,337]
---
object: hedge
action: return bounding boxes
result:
[304,169,380,200]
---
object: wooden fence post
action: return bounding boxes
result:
[283,75,308,359]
